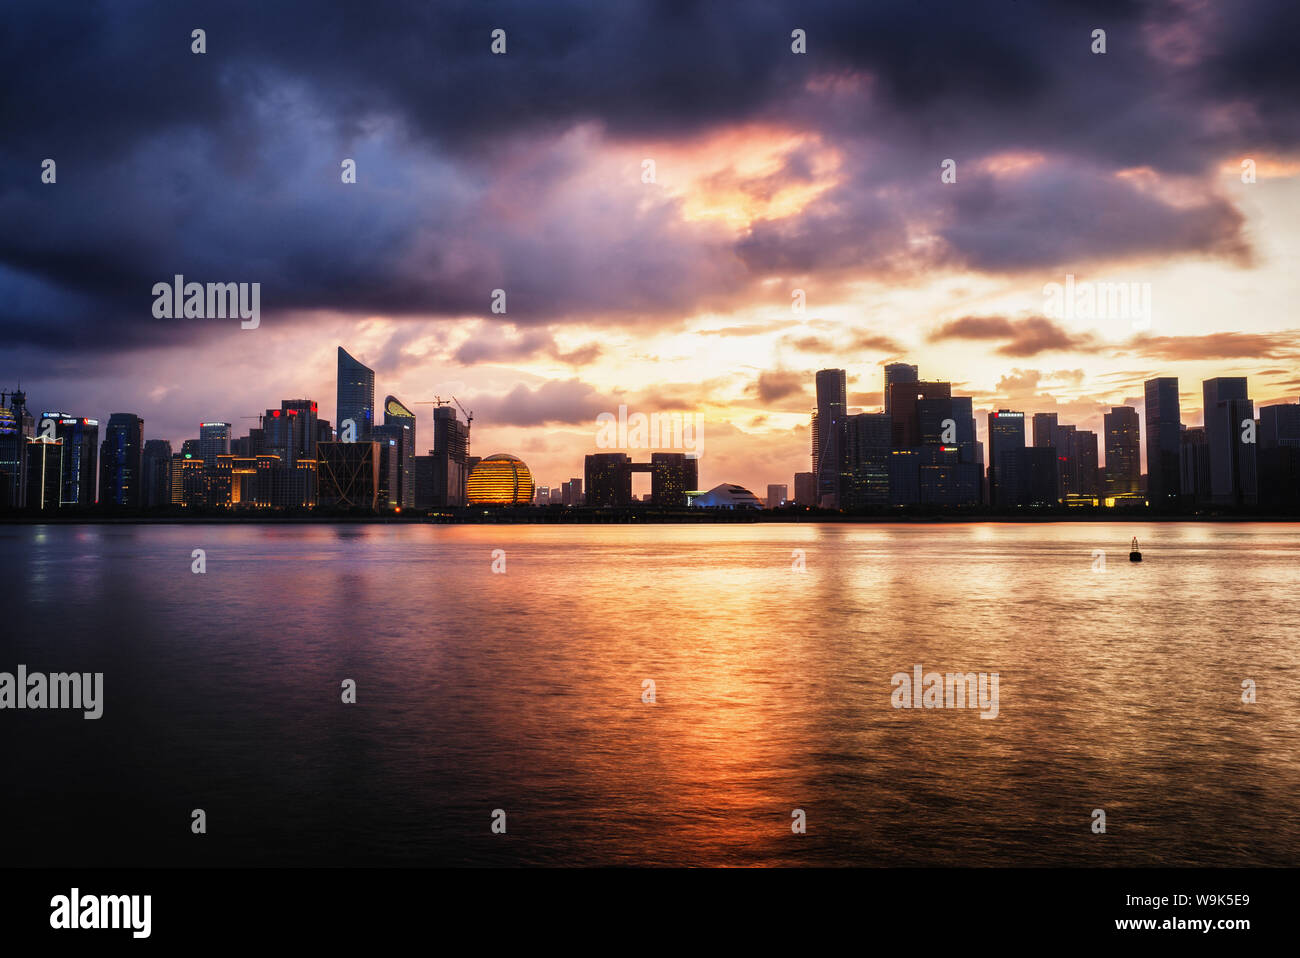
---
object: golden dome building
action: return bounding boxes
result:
[466,454,535,505]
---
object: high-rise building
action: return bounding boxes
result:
[844,412,891,508]
[1180,427,1211,505]
[888,449,920,505]
[377,434,400,509]
[41,412,99,506]
[986,410,1026,507]
[1202,378,1256,505]
[24,437,63,510]
[561,478,583,506]
[1103,406,1141,495]
[1071,430,1101,497]
[0,390,32,508]
[262,400,319,507]
[317,441,380,509]
[997,446,1061,507]
[814,368,847,508]
[1144,378,1182,506]
[1260,401,1300,447]
[142,439,174,508]
[766,484,788,509]
[585,453,632,507]
[382,395,417,509]
[1257,401,1300,509]
[793,471,816,507]
[427,405,470,507]
[198,422,232,465]
[650,452,697,506]
[1032,412,1058,448]
[889,381,951,449]
[1050,421,1081,493]
[336,346,375,440]
[883,363,918,418]
[99,413,145,508]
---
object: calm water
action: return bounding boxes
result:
[2,521,1298,867]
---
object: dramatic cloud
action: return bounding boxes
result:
[928,316,1103,357]
[1124,331,1300,361]
[748,369,809,404]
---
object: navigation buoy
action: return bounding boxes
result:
[1129,537,1142,562]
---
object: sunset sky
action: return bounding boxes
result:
[3,0,1299,495]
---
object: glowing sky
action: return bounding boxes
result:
[3,0,1298,495]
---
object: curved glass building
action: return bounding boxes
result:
[336,346,375,440]
[466,454,534,505]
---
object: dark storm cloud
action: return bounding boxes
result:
[1,0,1296,358]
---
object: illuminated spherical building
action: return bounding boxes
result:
[466,453,535,505]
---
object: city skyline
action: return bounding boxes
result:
[4,1,1300,498]
[4,349,1298,509]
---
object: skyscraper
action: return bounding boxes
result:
[1103,406,1141,495]
[0,390,31,508]
[814,368,847,508]
[1180,427,1211,505]
[198,422,232,465]
[99,413,145,507]
[1202,378,1256,505]
[883,363,918,418]
[1032,412,1058,448]
[1071,430,1100,497]
[585,453,632,506]
[1257,400,1300,509]
[650,452,696,506]
[24,437,63,510]
[382,395,417,509]
[41,412,99,507]
[793,471,816,507]
[336,346,375,440]
[429,404,470,507]
[142,439,174,508]
[986,410,1026,507]
[844,412,891,508]
[1144,377,1182,506]
[889,380,951,449]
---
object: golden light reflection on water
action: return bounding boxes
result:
[6,521,1299,866]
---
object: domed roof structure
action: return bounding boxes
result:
[466,454,535,505]
[688,483,762,509]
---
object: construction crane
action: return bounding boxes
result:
[450,396,473,460]
[240,414,265,427]
[415,397,474,458]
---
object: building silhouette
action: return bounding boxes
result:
[99,413,144,508]
[814,368,847,508]
[1144,377,1182,506]
[1103,406,1141,495]
[883,363,918,418]
[986,410,1026,507]
[1203,378,1256,505]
